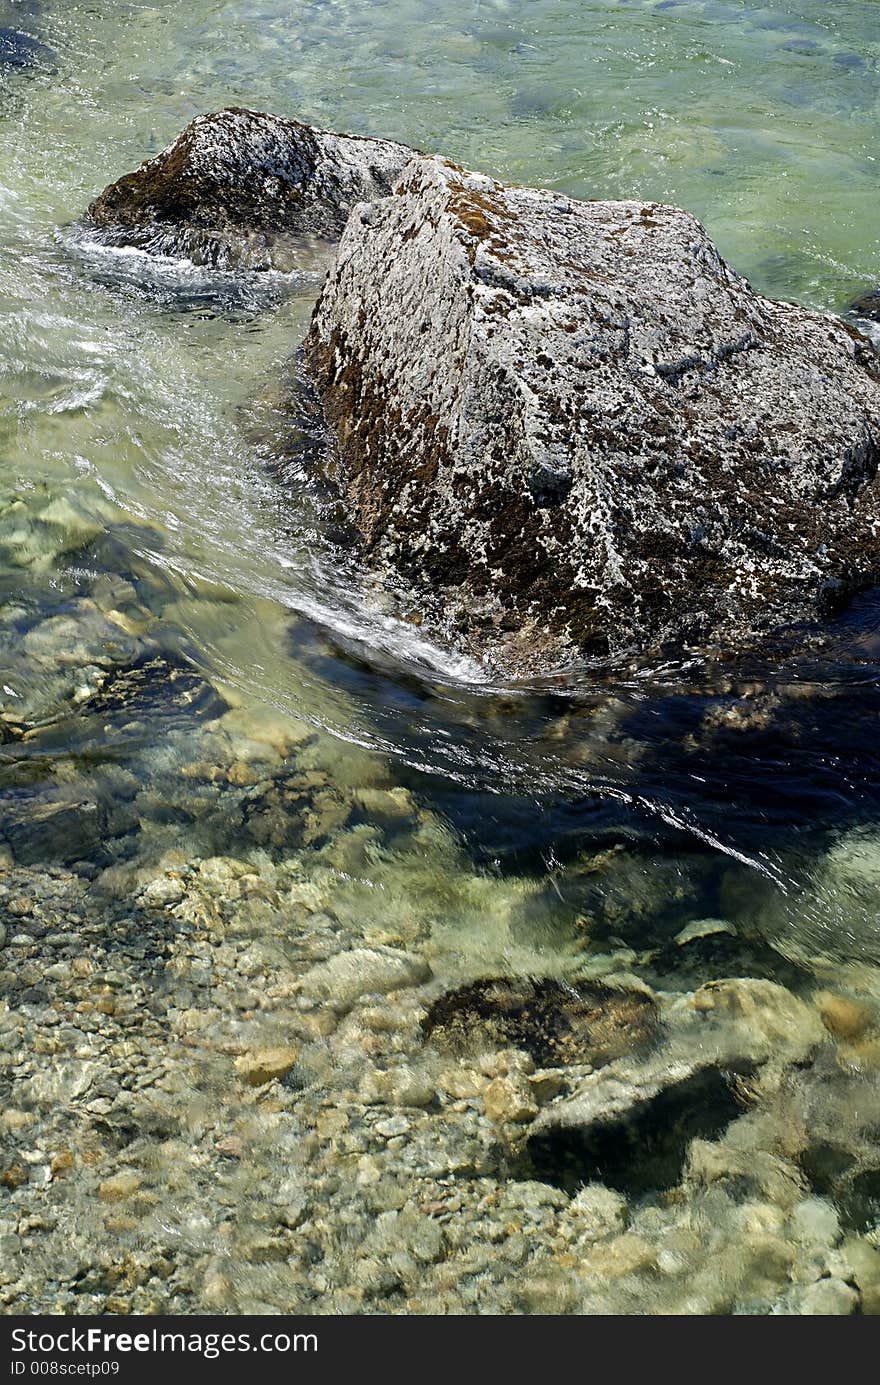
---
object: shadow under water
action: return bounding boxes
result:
[3,0,880,1319]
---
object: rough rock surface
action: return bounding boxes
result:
[422,976,659,1067]
[305,154,880,673]
[86,108,415,270]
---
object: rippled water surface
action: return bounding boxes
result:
[2,0,880,1317]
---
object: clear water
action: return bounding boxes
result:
[2,0,880,1316]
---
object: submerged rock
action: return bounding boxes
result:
[85,108,414,271]
[524,1059,748,1196]
[519,977,826,1196]
[422,976,659,1067]
[298,945,431,1011]
[0,793,103,865]
[305,155,880,673]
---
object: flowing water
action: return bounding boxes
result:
[2,0,880,1316]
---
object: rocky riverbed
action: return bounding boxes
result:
[5,0,880,1320]
[3,595,880,1313]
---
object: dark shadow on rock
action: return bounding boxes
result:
[518,1064,750,1197]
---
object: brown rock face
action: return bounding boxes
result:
[305,154,880,673]
[86,107,415,270]
[422,977,660,1068]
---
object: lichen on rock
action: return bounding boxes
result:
[305,154,880,673]
[85,107,415,270]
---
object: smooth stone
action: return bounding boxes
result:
[674,917,736,946]
[482,1073,539,1125]
[678,977,827,1065]
[790,1196,841,1247]
[569,1183,628,1237]
[783,1277,859,1315]
[815,990,875,1041]
[98,1171,142,1204]
[233,1045,299,1087]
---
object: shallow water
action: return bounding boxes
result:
[2,0,880,1317]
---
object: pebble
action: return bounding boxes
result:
[791,1197,841,1248]
[570,1184,628,1238]
[98,1171,142,1203]
[674,917,736,946]
[482,1074,539,1126]
[234,1046,299,1087]
[141,876,186,908]
[298,947,431,1010]
[374,1115,412,1139]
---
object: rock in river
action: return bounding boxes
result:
[298,945,431,1012]
[851,288,880,324]
[86,108,414,271]
[305,154,880,673]
[520,977,826,1196]
[423,976,660,1067]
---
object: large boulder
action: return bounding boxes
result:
[305,155,880,673]
[85,108,414,271]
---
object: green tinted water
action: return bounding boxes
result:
[2,0,880,1317]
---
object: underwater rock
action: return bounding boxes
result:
[78,654,227,725]
[422,976,660,1067]
[0,27,53,72]
[0,793,102,865]
[743,827,880,968]
[520,977,826,1195]
[239,767,352,850]
[523,1059,748,1195]
[781,1279,859,1316]
[86,108,415,271]
[305,155,880,673]
[669,976,827,1067]
[781,1057,880,1236]
[482,1072,540,1126]
[851,288,880,323]
[298,945,431,1011]
[234,1045,299,1087]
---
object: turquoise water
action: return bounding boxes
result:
[1,0,880,1317]
[20,0,880,305]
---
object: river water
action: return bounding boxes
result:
[2,0,880,1316]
